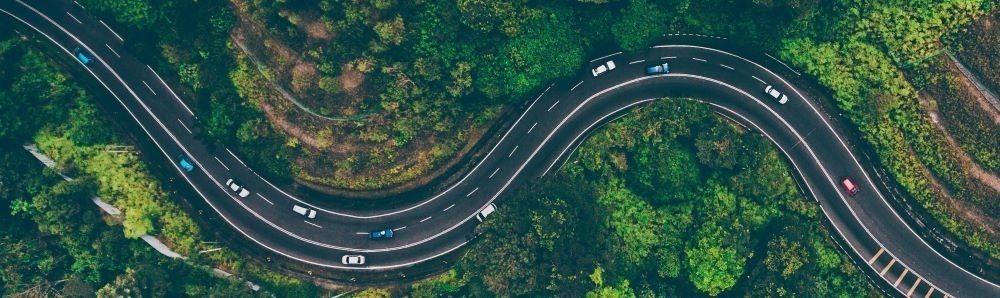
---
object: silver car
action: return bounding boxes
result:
[225,179,250,198]
[591,60,616,77]
[342,255,365,265]
[764,85,789,104]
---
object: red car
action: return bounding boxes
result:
[841,177,860,196]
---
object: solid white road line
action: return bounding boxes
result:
[65,11,81,24]
[547,100,560,112]
[146,65,195,116]
[508,145,518,157]
[692,57,707,62]
[214,156,230,171]
[628,59,645,65]
[764,53,801,75]
[443,204,455,212]
[225,148,248,168]
[255,193,274,205]
[466,187,479,197]
[751,75,766,84]
[105,43,120,58]
[589,51,622,63]
[419,216,432,223]
[571,80,583,91]
[177,119,192,134]
[304,221,322,229]
[527,122,538,134]
[98,20,123,41]
[489,168,500,179]
[142,80,157,95]
[719,64,734,70]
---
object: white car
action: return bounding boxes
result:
[342,255,365,265]
[764,85,789,104]
[591,60,616,77]
[292,205,317,219]
[225,179,250,198]
[475,203,497,222]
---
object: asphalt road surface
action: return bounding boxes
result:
[3,1,998,297]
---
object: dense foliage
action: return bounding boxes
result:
[0,31,317,296]
[406,99,873,297]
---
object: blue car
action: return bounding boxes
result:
[177,154,196,172]
[73,47,95,65]
[369,228,394,240]
[645,62,669,75]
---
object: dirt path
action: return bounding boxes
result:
[925,99,1000,193]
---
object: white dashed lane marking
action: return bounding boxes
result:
[142,81,157,95]
[214,156,230,171]
[571,80,583,91]
[628,59,645,65]
[419,216,432,223]
[751,75,766,84]
[547,100,560,112]
[508,145,518,157]
[443,204,455,212]
[256,193,274,205]
[466,187,479,197]
[489,168,500,179]
[98,20,123,41]
[105,44,120,58]
[719,64,734,70]
[692,58,707,62]
[527,122,538,134]
[65,11,81,24]
[662,56,677,59]
[177,119,192,134]
[304,221,322,229]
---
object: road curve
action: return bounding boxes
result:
[3,1,998,296]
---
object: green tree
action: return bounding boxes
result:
[612,0,669,52]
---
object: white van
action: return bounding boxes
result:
[475,203,497,222]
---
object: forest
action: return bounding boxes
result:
[1,0,998,296]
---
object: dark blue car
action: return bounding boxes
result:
[177,154,196,172]
[73,47,94,65]
[369,228,394,240]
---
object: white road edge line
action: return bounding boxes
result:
[97,20,123,42]
[255,193,274,205]
[547,100,560,112]
[146,65,195,116]
[571,80,583,91]
[719,64,734,70]
[419,216,432,223]
[466,187,479,197]
[304,221,322,229]
[589,51,622,63]
[65,11,81,24]
[177,119,192,134]
[142,80,157,95]
[105,43,120,58]
[628,59,645,65]
[508,145,518,157]
[225,148,248,168]
[488,168,500,179]
[527,122,538,134]
[764,53,801,75]
[214,156,230,171]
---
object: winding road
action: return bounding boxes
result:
[3,1,998,297]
